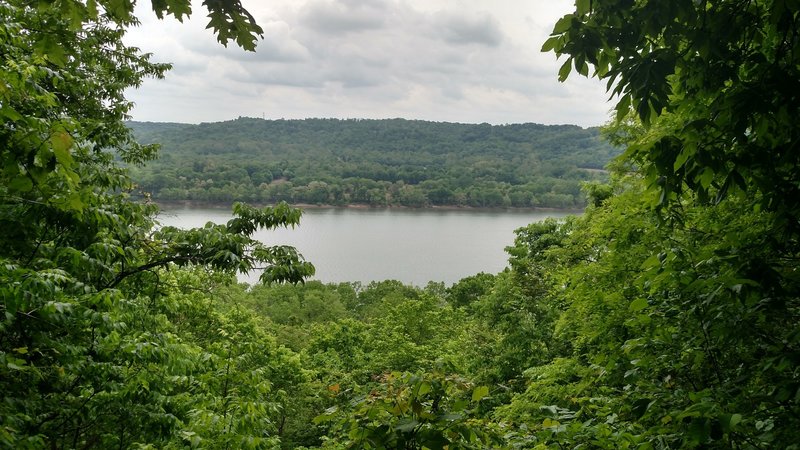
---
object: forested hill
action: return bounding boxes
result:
[127,118,619,208]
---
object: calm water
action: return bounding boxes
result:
[158,207,575,286]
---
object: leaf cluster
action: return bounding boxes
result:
[0,1,312,447]
[316,369,502,450]
[545,0,800,221]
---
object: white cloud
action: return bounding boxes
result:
[123,0,611,127]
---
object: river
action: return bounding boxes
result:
[158,206,576,286]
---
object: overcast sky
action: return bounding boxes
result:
[124,0,611,127]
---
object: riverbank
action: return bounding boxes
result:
[151,199,583,214]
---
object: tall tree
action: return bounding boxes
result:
[545,0,800,219]
[537,1,800,447]
[0,1,313,447]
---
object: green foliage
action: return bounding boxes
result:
[541,2,800,446]
[222,281,482,447]
[347,280,423,321]
[127,118,619,209]
[0,1,313,448]
[240,281,470,384]
[457,272,555,391]
[4,0,799,448]
[316,369,503,449]
[247,281,350,324]
[0,261,307,448]
[447,219,577,391]
[491,175,799,448]
[155,202,315,284]
[364,294,464,376]
[546,0,800,219]
[148,270,307,449]
[446,272,496,309]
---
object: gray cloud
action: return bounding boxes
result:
[123,0,611,127]
[183,21,310,63]
[434,10,504,47]
[299,0,388,35]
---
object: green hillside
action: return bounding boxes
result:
[127,118,619,208]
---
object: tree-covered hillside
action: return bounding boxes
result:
[127,118,618,208]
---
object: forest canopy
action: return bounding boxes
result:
[127,118,618,209]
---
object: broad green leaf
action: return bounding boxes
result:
[720,413,743,433]
[629,298,648,311]
[542,418,560,428]
[698,168,714,190]
[0,105,23,121]
[541,36,560,52]
[35,35,67,66]
[67,192,85,211]
[640,254,661,269]
[395,419,419,433]
[86,0,98,18]
[9,176,33,192]
[106,0,134,22]
[558,58,572,82]
[471,385,489,402]
[539,405,558,418]
[552,15,574,34]
[51,130,74,167]
[417,381,432,397]
[576,0,591,15]
[576,58,589,76]
[673,147,692,171]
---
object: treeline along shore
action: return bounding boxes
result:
[127,117,619,209]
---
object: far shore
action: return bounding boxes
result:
[151,199,583,214]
